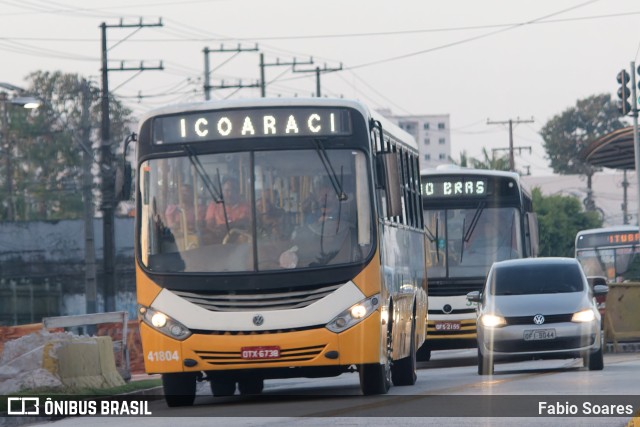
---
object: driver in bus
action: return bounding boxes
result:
[465,217,518,262]
[205,176,251,242]
[280,178,353,268]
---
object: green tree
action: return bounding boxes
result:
[470,147,510,171]
[450,148,510,171]
[1,71,133,221]
[449,150,470,167]
[540,94,626,210]
[532,187,602,257]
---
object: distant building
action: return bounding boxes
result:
[378,110,451,171]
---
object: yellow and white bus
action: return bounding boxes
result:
[418,167,538,360]
[120,98,428,406]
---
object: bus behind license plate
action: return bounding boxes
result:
[435,321,461,331]
[241,346,280,360]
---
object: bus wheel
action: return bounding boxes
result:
[238,378,264,395]
[210,377,236,397]
[162,372,197,407]
[391,316,417,386]
[359,317,392,395]
[416,345,431,362]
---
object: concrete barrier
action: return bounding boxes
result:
[43,311,130,380]
[603,282,640,352]
[42,336,125,389]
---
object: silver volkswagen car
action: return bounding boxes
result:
[467,257,607,375]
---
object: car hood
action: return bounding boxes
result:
[486,293,589,317]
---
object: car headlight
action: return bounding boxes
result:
[571,308,596,323]
[139,306,192,340]
[480,313,506,328]
[326,294,380,333]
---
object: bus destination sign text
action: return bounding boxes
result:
[153,108,352,144]
[421,177,487,198]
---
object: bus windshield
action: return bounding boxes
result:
[576,247,640,281]
[425,207,522,278]
[139,148,372,273]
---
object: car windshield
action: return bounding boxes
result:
[139,148,372,273]
[489,263,584,295]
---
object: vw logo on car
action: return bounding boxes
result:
[533,314,545,325]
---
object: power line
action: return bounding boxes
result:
[347,0,602,70]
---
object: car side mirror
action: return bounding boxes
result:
[466,291,481,303]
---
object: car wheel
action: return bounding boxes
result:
[162,372,197,407]
[584,346,604,371]
[477,348,493,375]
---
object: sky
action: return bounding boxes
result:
[1,0,640,177]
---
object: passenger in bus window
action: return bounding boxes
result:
[205,176,251,242]
[164,184,204,233]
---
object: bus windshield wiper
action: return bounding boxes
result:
[460,202,486,262]
[183,145,230,232]
[313,139,348,202]
[314,138,347,233]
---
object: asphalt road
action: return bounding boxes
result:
[20,349,640,427]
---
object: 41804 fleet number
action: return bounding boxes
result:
[147,350,179,362]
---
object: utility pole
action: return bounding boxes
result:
[622,169,629,224]
[629,61,640,227]
[292,63,343,97]
[203,44,259,100]
[487,117,534,172]
[259,53,313,97]
[100,18,163,312]
[80,80,97,316]
[491,145,532,173]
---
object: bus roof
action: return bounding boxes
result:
[420,165,521,181]
[138,97,418,152]
[576,225,639,236]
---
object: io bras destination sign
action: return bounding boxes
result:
[153,107,352,144]
[421,176,487,198]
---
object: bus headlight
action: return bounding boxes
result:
[572,308,596,323]
[139,306,192,340]
[326,294,380,333]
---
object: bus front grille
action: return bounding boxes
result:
[173,284,342,312]
[194,344,326,366]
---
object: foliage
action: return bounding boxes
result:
[532,187,602,257]
[449,150,470,167]
[540,94,626,176]
[0,71,133,221]
[450,148,510,171]
[470,147,510,171]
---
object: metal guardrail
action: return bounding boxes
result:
[42,311,130,380]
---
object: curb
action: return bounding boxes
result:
[606,342,640,353]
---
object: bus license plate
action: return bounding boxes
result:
[435,321,461,331]
[241,346,280,360]
[523,329,556,341]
